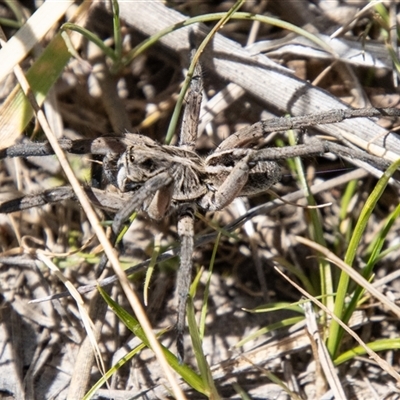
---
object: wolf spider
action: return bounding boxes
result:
[1,50,399,361]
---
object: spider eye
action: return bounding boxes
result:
[129,154,135,163]
[140,158,155,170]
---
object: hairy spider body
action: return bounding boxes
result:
[104,133,282,222]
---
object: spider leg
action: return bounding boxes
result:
[179,48,203,151]
[203,154,254,210]
[110,172,173,235]
[0,186,127,214]
[249,137,391,171]
[202,153,281,211]
[216,107,400,152]
[176,205,195,362]
[171,45,203,361]
[96,172,173,275]
[0,136,132,159]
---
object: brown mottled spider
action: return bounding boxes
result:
[1,49,398,361]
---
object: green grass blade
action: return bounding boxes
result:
[274,256,315,295]
[111,0,122,65]
[235,316,304,348]
[61,22,117,61]
[337,179,358,244]
[287,128,333,311]
[98,286,207,395]
[187,295,220,398]
[341,202,400,329]
[144,235,162,306]
[327,158,400,357]
[334,338,400,366]
[84,342,146,399]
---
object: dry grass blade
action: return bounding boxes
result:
[0,0,74,82]
[35,251,105,376]
[276,257,400,383]
[296,236,400,319]
[302,301,346,399]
